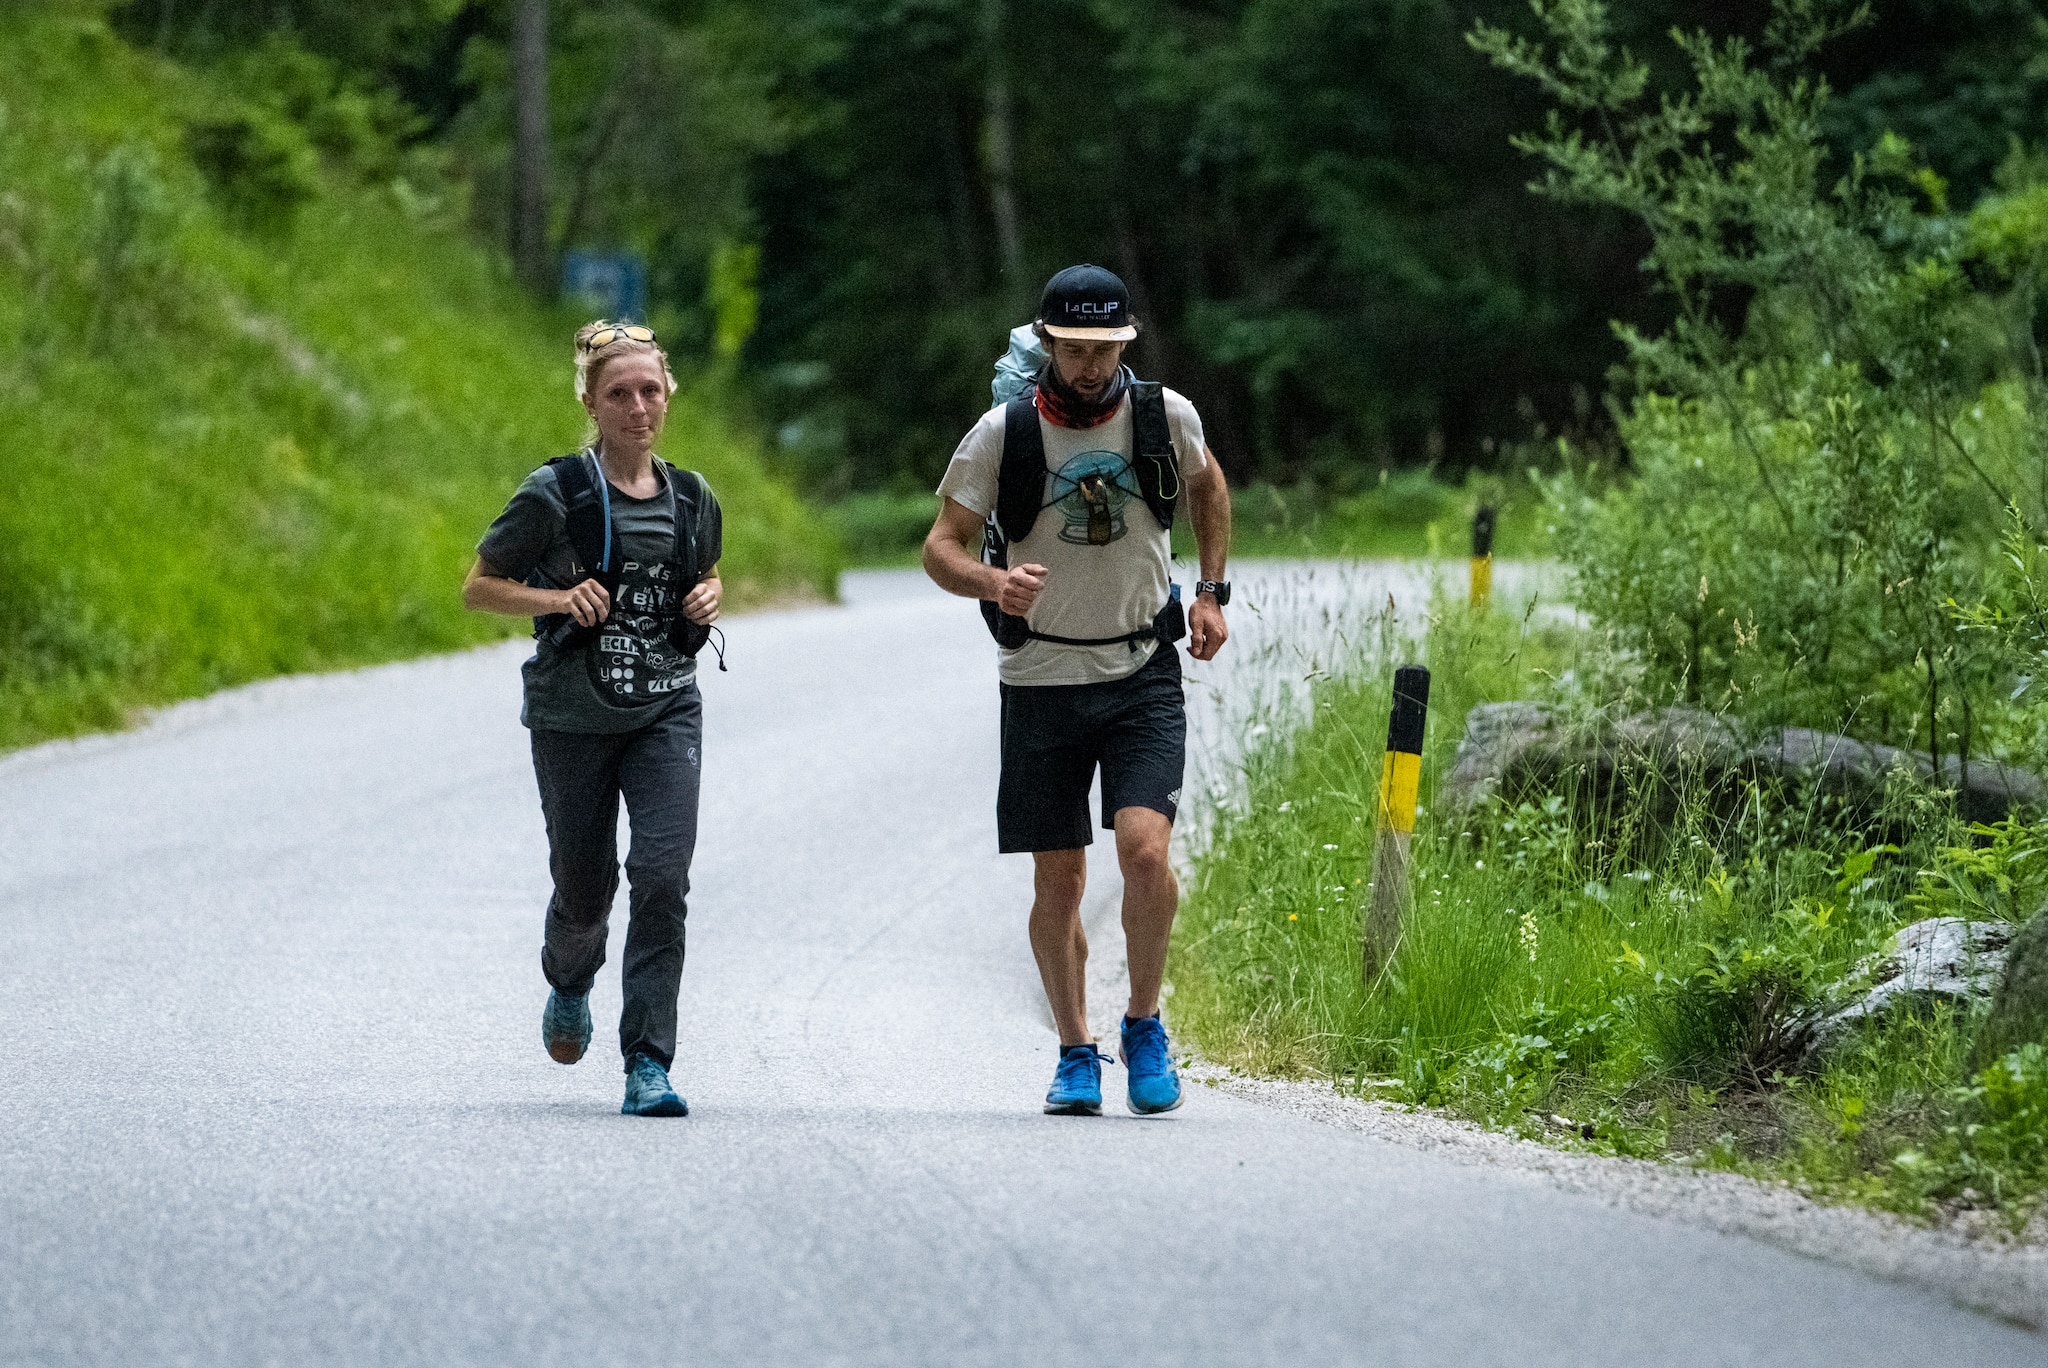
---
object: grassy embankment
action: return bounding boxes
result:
[1172,592,2048,1229]
[828,468,1549,567]
[0,8,836,752]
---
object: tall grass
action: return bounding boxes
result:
[0,10,837,750]
[1173,588,2048,1224]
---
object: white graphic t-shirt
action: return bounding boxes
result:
[937,388,1208,686]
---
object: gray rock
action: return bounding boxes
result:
[1767,729,2048,827]
[1972,904,2048,1068]
[1443,703,2045,825]
[1791,918,2013,1064]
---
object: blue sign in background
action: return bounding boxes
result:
[561,251,648,323]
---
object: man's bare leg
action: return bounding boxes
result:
[1028,849,1091,1046]
[1113,806,1178,1020]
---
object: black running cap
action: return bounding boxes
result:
[1386,665,1430,754]
[1039,264,1137,340]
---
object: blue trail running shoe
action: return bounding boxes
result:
[1045,1044,1111,1116]
[622,1052,688,1117]
[1119,1014,1183,1115]
[541,989,592,1065]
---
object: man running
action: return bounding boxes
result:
[923,264,1232,1116]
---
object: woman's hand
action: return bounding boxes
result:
[558,579,611,627]
[682,576,722,625]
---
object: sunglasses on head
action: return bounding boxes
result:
[581,324,656,350]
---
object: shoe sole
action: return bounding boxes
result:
[545,1037,589,1065]
[1044,1098,1103,1116]
[624,1095,689,1117]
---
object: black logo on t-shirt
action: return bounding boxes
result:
[589,559,690,703]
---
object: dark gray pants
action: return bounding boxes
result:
[530,689,702,1069]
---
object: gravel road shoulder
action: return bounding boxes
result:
[1192,1063,2048,1329]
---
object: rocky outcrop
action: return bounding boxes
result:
[1443,703,2046,826]
[1790,918,2013,1065]
[1972,906,2048,1068]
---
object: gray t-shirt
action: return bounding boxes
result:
[477,457,723,733]
[936,389,1208,686]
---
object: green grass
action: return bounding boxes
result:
[823,490,938,568]
[1172,590,2048,1228]
[0,8,837,750]
[828,468,1547,568]
[1198,470,1552,561]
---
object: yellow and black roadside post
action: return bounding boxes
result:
[1469,506,1497,611]
[1365,665,1429,981]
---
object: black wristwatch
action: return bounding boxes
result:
[1195,579,1231,606]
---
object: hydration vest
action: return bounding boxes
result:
[533,452,720,666]
[979,379,1186,651]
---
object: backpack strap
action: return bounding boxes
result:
[658,461,719,665]
[1128,380,1178,531]
[995,394,1046,543]
[535,453,619,647]
[656,460,702,588]
[981,394,1044,645]
[549,453,613,578]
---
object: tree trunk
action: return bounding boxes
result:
[511,0,552,296]
[560,87,625,259]
[937,93,980,294]
[981,0,1025,308]
[1113,197,1166,378]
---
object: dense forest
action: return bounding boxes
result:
[114,0,2048,494]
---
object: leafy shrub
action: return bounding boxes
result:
[1908,817,2048,924]
[1894,1044,2048,1213]
[185,106,320,234]
[217,36,420,182]
[1648,909,1834,1083]
[84,140,185,342]
[1479,0,2048,764]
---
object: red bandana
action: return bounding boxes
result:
[1034,364,1127,429]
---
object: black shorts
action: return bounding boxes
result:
[997,644,1187,853]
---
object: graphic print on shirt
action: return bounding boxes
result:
[1050,450,1139,546]
[590,558,690,703]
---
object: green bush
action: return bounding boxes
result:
[83,138,186,342]
[185,106,321,234]
[1893,1044,2048,1216]
[1478,0,2048,764]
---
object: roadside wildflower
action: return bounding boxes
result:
[1517,909,1539,961]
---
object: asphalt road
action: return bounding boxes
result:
[1,565,2038,1366]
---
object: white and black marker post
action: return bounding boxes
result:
[1469,506,1497,611]
[1365,665,1429,980]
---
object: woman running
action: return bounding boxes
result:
[462,320,722,1117]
